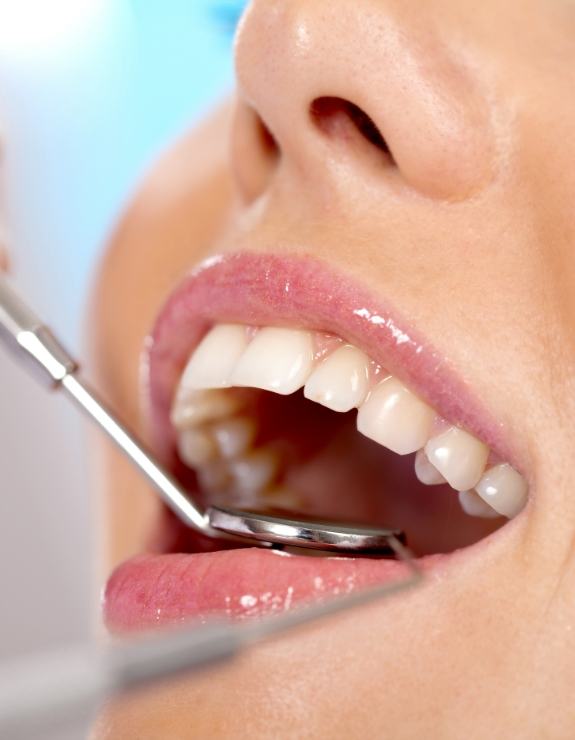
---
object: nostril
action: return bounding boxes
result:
[310,97,394,163]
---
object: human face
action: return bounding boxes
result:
[92,1,575,736]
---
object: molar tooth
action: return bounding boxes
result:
[177,428,216,468]
[474,463,527,518]
[211,417,256,459]
[458,490,501,519]
[170,389,241,430]
[231,327,314,395]
[228,449,279,493]
[177,324,249,390]
[304,344,370,412]
[197,462,231,493]
[414,449,446,485]
[357,376,435,455]
[425,427,489,491]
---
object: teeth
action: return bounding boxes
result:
[211,417,256,459]
[197,462,231,493]
[458,489,501,519]
[424,427,489,491]
[228,449,279,493]
[177,324,248,390]
[177,428,216,467]
[231,327,314,395]
[170,322,528,520]
[170,389,242,430]
[304,344,370,412]
[357,376,435,455]
[475,463,527,518]
[414,449,446,485]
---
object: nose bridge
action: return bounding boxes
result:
[234,0,497,200]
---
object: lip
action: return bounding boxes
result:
[103,251,515,633]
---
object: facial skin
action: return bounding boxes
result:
[91,0,575,737]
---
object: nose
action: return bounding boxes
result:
[232,0,496,204]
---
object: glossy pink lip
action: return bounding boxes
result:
[104,251,508,633]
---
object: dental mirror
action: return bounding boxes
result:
[0,274,407,557]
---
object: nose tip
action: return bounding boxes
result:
[232,0,497,202]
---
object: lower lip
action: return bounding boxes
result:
[103,547,442,633]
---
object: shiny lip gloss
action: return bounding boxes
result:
[103,251,513,632]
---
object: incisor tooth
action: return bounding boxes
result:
[177,428,216,467]
[357,376,435,455]
[177,324,248,390]
[211,417,256,459]
[475,463,527,518]
[458,489,501,518]
[304,344,370,412]
[170,389,242,430]
[425,427,488,491]
[231,327,314,395]
[414,449,446,485]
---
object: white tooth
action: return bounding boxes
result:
[178,324,249,390]
[211,417,256,459]
[228,449,279,492]
[170,389,242,430]
[357,376,435,455]
[475,463,527,518]
[414,449,446,485]
[424,426,489,491]
[458,490,501,519]
[304,344,370,412]
[197,462,230,493]
[177,428,216,467]
[231,327,314,395]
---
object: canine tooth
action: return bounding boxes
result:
[177,428,216,467]
[475,463,527,518]
[414,449,446,485]
[211,417,256,459]
[458,490,501,518]
[231,327,314,395]
[178,324,249,390]
[228,449,279,492]
[357,376,435,455]
[425,427,489,491]
[170,389,241,430]
[304,344,370,412]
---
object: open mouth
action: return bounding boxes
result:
[103,252,528,632]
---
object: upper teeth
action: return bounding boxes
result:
[170,323,528,520]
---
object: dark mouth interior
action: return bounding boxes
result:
[156,389,506,558]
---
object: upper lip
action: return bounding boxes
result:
[144,250,510,470]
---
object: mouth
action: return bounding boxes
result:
[103,252,528,633]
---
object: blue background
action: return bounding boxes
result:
[0,1,241,659]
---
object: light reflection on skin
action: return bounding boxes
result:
[90,0,575,737]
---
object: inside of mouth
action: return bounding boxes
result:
[159,386,505,558]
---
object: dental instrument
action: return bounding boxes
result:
[0,273,406,555]
[0,534,419,738]
[0,272,422,737]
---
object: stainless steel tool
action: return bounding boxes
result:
[0,540,420,738]
[0,273,406,555]
[0,273,423,738]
